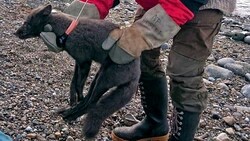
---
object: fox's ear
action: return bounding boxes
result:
[40,4,52,16]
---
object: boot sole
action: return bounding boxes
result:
[111,132,169,141]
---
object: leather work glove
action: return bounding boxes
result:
[40,0,100,53]
[102,4,180,64]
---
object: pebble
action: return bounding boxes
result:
[217,57,235,67]
[26,133,37,139]
[232,112,242,119]
[224,63,245,76]
[222,30,237,37]
[232,32,246,41]
[208,77,216,82]
[244,35,250,44]
[207,54,216,61]
[211,111,221,120]
[241,84,250,99]
[241,135,249,141]
[222,18,235,24]
[225,128,235,135]
[66,136,74,141]
[62,127,70,134]
[199,119,206,128]
[54,131,61,138]
[223,116,236,126]
[235,61,250,71]
[215,132,231,141]
[48,134,56,139]
[160,43,170,50]
[203,78,213,84]
[205,64,234,79]
[36,134,47,141]
[245,73,250,81]
[243,24,250,31]
[234,105,250,112]
[217,83,229,91]
[25,126,33,132]
[123,113,140,126]
[244,117,249,122]
[233,124,242,131]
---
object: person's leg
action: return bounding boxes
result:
[112,48,170,141]
[167,9,223,141]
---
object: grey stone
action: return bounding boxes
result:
[26,133,37,139]
[36,134,47,141]
[232,32,246,41]
[203,78,213,84]
[223,116,236,126]
[232,112,242,118]
[207,54,216,61]
[234,105,250,112]
[217,83,229,91]
[245,117,250,122]
[123,113,139,126]
[160,43,170,50]
[211,110,221,120]
[241,84,250,98]
[66,136,74,141]
[233,124,242,131]
[245,73,250,81]
[224,63,245,76]
[243,24,250,31]
[205,64,234,79]
[244,35,250,44]
[222,18,235,24]
[235,61,250,73]
[25,126,33,132]
[225,128,235,135]
[215,133,231,141]
[217,58,235,67]
[208,77,216,82]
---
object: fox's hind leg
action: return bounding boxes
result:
[82,80,138,139]
[60,59,140,121]
[59,67,109,121]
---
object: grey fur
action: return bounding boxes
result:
[15,5,140,139]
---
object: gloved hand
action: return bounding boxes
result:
[102,4,180,64]
[40,0,100,53]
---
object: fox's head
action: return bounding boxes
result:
[15,5,52,39]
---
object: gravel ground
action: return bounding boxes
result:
[0,0,249,141]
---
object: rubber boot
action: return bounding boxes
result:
[169,108,201,141]
[111,75,169,141]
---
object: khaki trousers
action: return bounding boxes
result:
[141,9,223,113]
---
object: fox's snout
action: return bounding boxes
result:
[15,24,36,39]
[14,27,25,39]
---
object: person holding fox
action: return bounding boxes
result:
[41,0,236,140]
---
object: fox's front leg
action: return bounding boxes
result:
[69,61,91,106]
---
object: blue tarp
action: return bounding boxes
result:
[0,131,12,141]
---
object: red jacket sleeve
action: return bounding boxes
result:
[135,0,194,25]
[80,0,114,19]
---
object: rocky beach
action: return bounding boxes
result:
[0,0,249,141]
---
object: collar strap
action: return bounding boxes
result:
[56,19,79,48]
[56,0,88,48]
